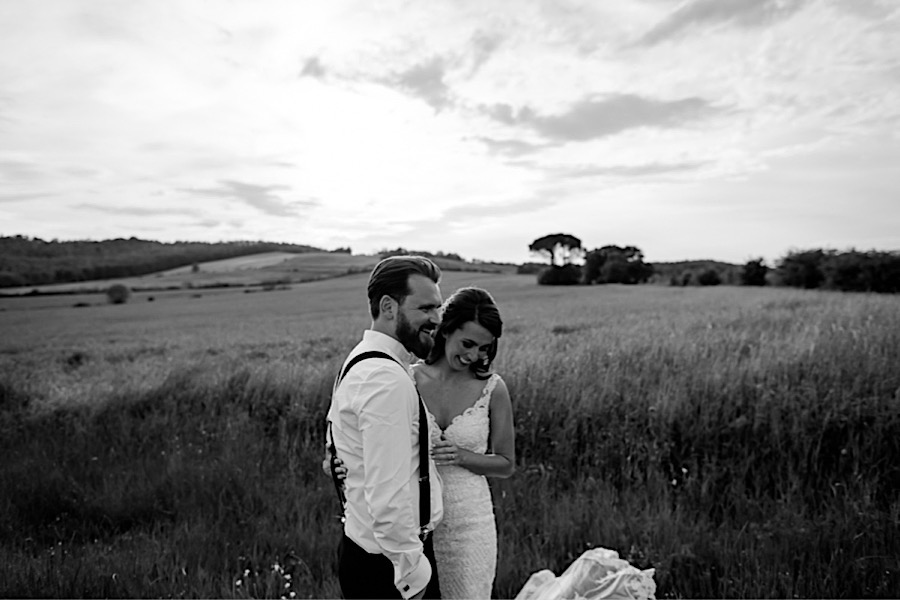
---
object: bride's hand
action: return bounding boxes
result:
[322,453,348,482]
[431,438,465,466]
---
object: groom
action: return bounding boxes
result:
[327,255,444,599]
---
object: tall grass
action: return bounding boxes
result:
[1,276,898,597]
[0,356,343,598]
[493,287,900,597]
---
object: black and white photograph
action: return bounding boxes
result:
[1,1,898,598]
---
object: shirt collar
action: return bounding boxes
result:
[362,329,415,366]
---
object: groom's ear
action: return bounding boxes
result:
[379,295,397,320]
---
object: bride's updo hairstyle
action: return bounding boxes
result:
[426,287,502,380]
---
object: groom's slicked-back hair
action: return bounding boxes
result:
[367,255,441,319]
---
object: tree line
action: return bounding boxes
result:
[376,247,466,263]
[525,233,900,293]
[0,236,324,288]
[773,249,900,293]
[3,234,895,294]
[524,234,654,285]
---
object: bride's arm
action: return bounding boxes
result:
[432,377,515,478]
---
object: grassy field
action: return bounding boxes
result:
[1,272,899,598]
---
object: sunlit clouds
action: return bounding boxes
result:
[1,0,897,263]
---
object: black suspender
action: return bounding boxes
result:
[327,351,431,536]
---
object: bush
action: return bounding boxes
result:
[741,259,768,286]
[775,250,826,289]
[0,270,26,288]
[821,251,900,293]
[517,263,544,275]
[697,269,721,286]
[774,249,900,293]
[583,246,653,284]
[537,264,582,285]
[105,284,131,304]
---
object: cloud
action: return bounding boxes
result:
[300,56,327,79]
[270,160,298,169]
[0,159,44,182]
[391,57,452,110]
[342,194,550,256]
[75,203,199,216]
[182,180,319,217]
[193,218,225,229]
[443,195,548,223]
[561,161,708,178]
[482,94,721,141]
[63,166,102,178]
[383,31,502,110]
[0,192,57,203]
[391,196,548,231]
[0,159,102,188]
[127,216,226,234]
[472,136,551,157]
[639,0,809,45]
[467,30,503,75]
[482,103,519,126]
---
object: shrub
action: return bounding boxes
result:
[775,250,826,289]
[697,269,721,286]
[583,245,653,284]
[517,263,544,275]
[105,284,131,304]
[537,264,582,285]
[821,250,900,293]
[741,259,768,286]
[0,270,26,288]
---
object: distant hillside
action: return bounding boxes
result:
[0,238,520,295]
[375,247,517,274]
[649,259,741,286]
[0,236,325,288]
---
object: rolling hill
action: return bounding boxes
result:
[0,250,517,296]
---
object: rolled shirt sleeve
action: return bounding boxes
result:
[357,369,432,597]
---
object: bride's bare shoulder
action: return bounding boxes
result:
[411,361,437,384]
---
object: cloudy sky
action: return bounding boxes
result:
[1,0,898,265]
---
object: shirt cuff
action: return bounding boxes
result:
[397,554,432,599]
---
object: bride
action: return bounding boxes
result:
[414,286,515,599]
[420,289,655,600]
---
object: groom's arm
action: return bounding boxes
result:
[358,367,432,599]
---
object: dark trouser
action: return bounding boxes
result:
[338,533,441,599]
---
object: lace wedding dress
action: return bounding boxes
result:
[428,373,501,599]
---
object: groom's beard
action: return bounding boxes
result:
[397,311,434,359]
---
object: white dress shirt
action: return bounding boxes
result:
[327,330,443,599]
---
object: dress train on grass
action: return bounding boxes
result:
[515,547,656,600]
